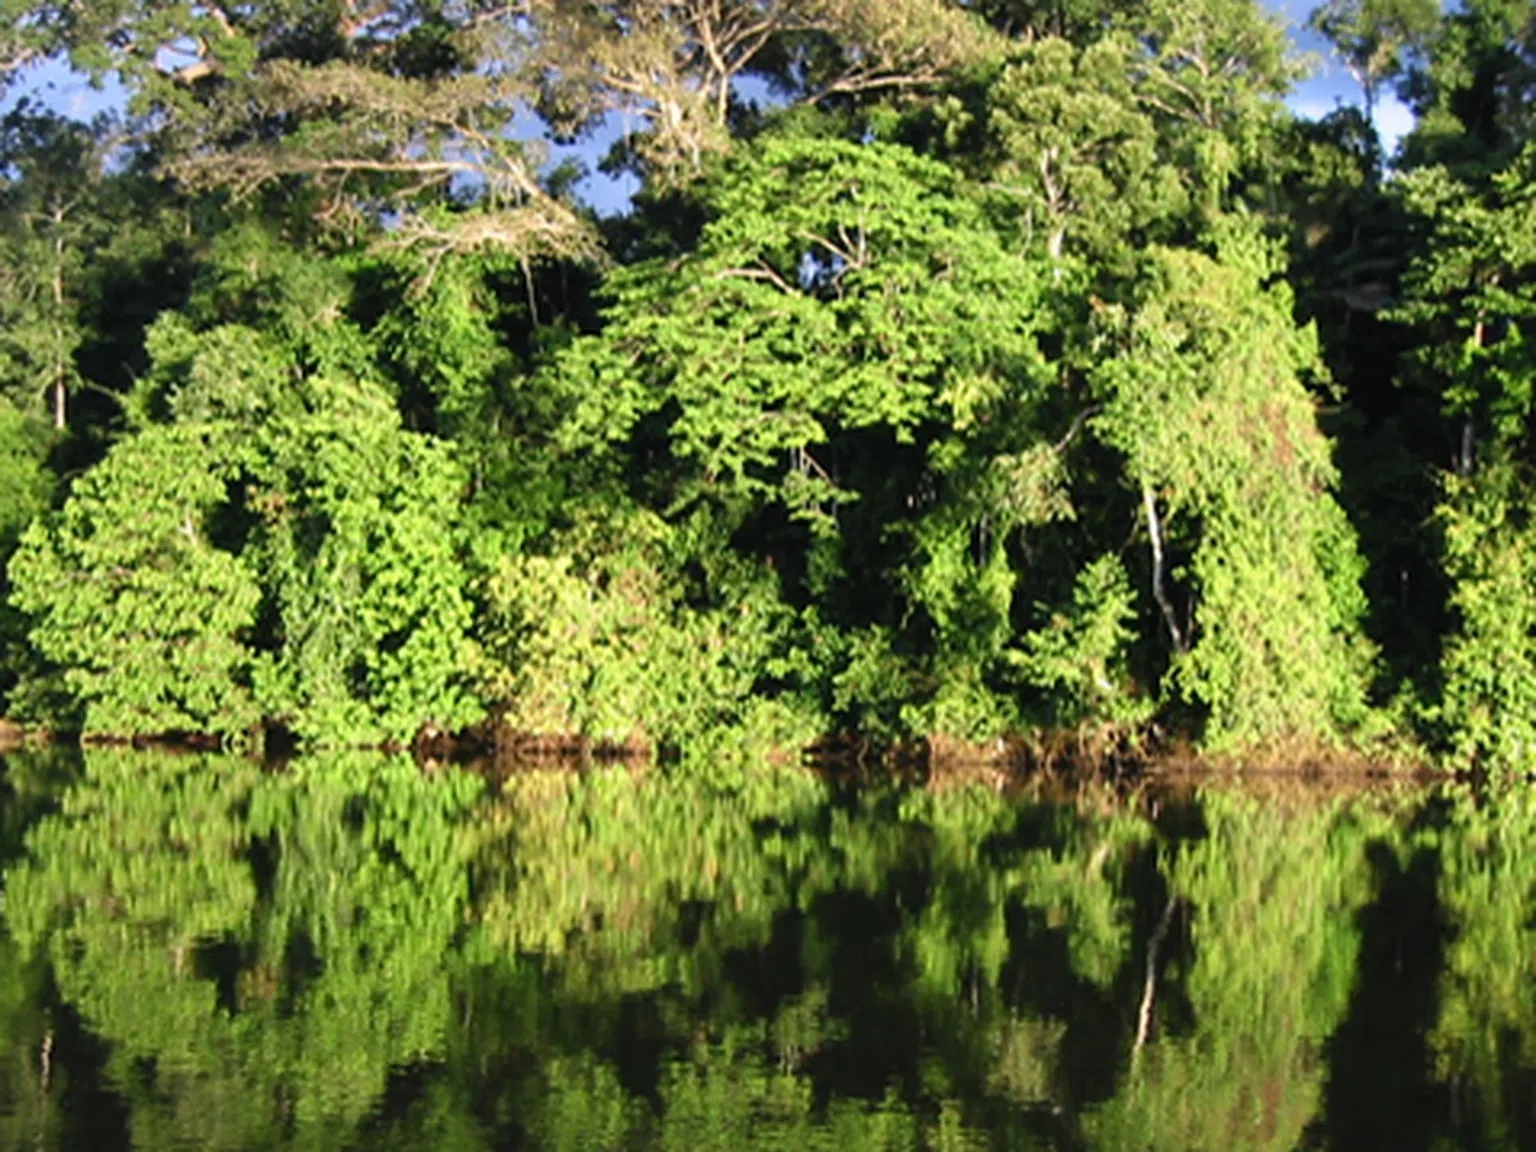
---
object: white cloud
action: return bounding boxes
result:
[1376,95,1416,154]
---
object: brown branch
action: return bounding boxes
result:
[0,46,37,77]
[1052,406,1099,452]
[714,263,797,295]
[794,445,835,486]
[199,3,237,39]
[695,2,732,121]
[808,65,947,103]
[171,58,221,85]
[796,229,858,268]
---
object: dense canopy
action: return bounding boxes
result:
[1,0,1534,768]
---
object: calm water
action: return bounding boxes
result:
[0,747,1529,1150]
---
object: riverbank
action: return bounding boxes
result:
[0,713,1441,784]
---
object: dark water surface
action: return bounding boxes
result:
[0,747,1529,1150]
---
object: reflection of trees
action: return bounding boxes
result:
[0,745,78,864]
[14,755,1536,1150]
[0,932,61,1151]
[4,749,480,1150]
[1429,789,1536,1151]
[2,761,1158,1150]
[465,771,1163,1148]
[1084,791,1401,1151]
[471,767,830,1000]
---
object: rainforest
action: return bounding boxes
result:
[4,5,1536,1146]
[0,0,1533,767]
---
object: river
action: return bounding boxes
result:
[0,747,1526,1149]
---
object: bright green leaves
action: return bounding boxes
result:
[10,248,484,746]
[984,36,1184,265]
[0,397,47,554]
[1093,232,1376,747]
[552,136,1064,742]
[1433,463,1536,769]
[244,382,483,747]
[1390,146,1536,768]
[558,137,1049,518]
[1095,235,1330,504]
[543,135,1385,752]
[1012,553,1152,735]
[8,424,263,739]
[1129,0,1301,215]
[1391,145,1536,448]
[4,749,480,1147]
[481,551,783,750]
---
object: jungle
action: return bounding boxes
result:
[0,0,1531,769]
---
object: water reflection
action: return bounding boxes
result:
[0,749,1529,1149]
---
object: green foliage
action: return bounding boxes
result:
[0,398,47,553]
[1084,791,1390,1150]
[12,746,1536,1148]
[1391,145,1536,766]
[0,110,102,429]
[1012,553,1153,734]
[7,424,262,739]
[479,509,799,749]
[0,396,51,705]
[1390,146,1536,445]
[243,381,483,746]
[1430,788,1536,1149]
[554,135,1062,743]
[1432,463,1536,769]
[3,0,1532,760]
[1092,228,1377,748]
[10,226,484,746]
[978,35,1185,264]
[1395,0,1536,166]
[4,748,481,1150]
[1308,0,1439,125]
[557,136,1049,513]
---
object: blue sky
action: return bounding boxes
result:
[1277,0,1419,143]
[3,0,1413,217]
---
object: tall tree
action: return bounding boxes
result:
[1308,0,1438,140]
[1091,225,1377,748]
[21,0,598,262]
[0,109,115,430]
[533,0,1001,184]
[1397,0,1536,167]
[979,34,1183,266]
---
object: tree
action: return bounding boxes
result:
[0,108,115,431]
[7,423,264,740]
[1128,0,1302,216]
[1091,225,1377,748]
[979,34,1183,266]
[553,135,1064,739]
[1390,145,1536,475]
[243,380,485,747]
[1395,0,1536,167]
[16,0,597,263]
[533,0,1001,184]
[1309,0,1438,139]
[0,396,51,709]
[1381,144,1536,767]
[9,225,486,746]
